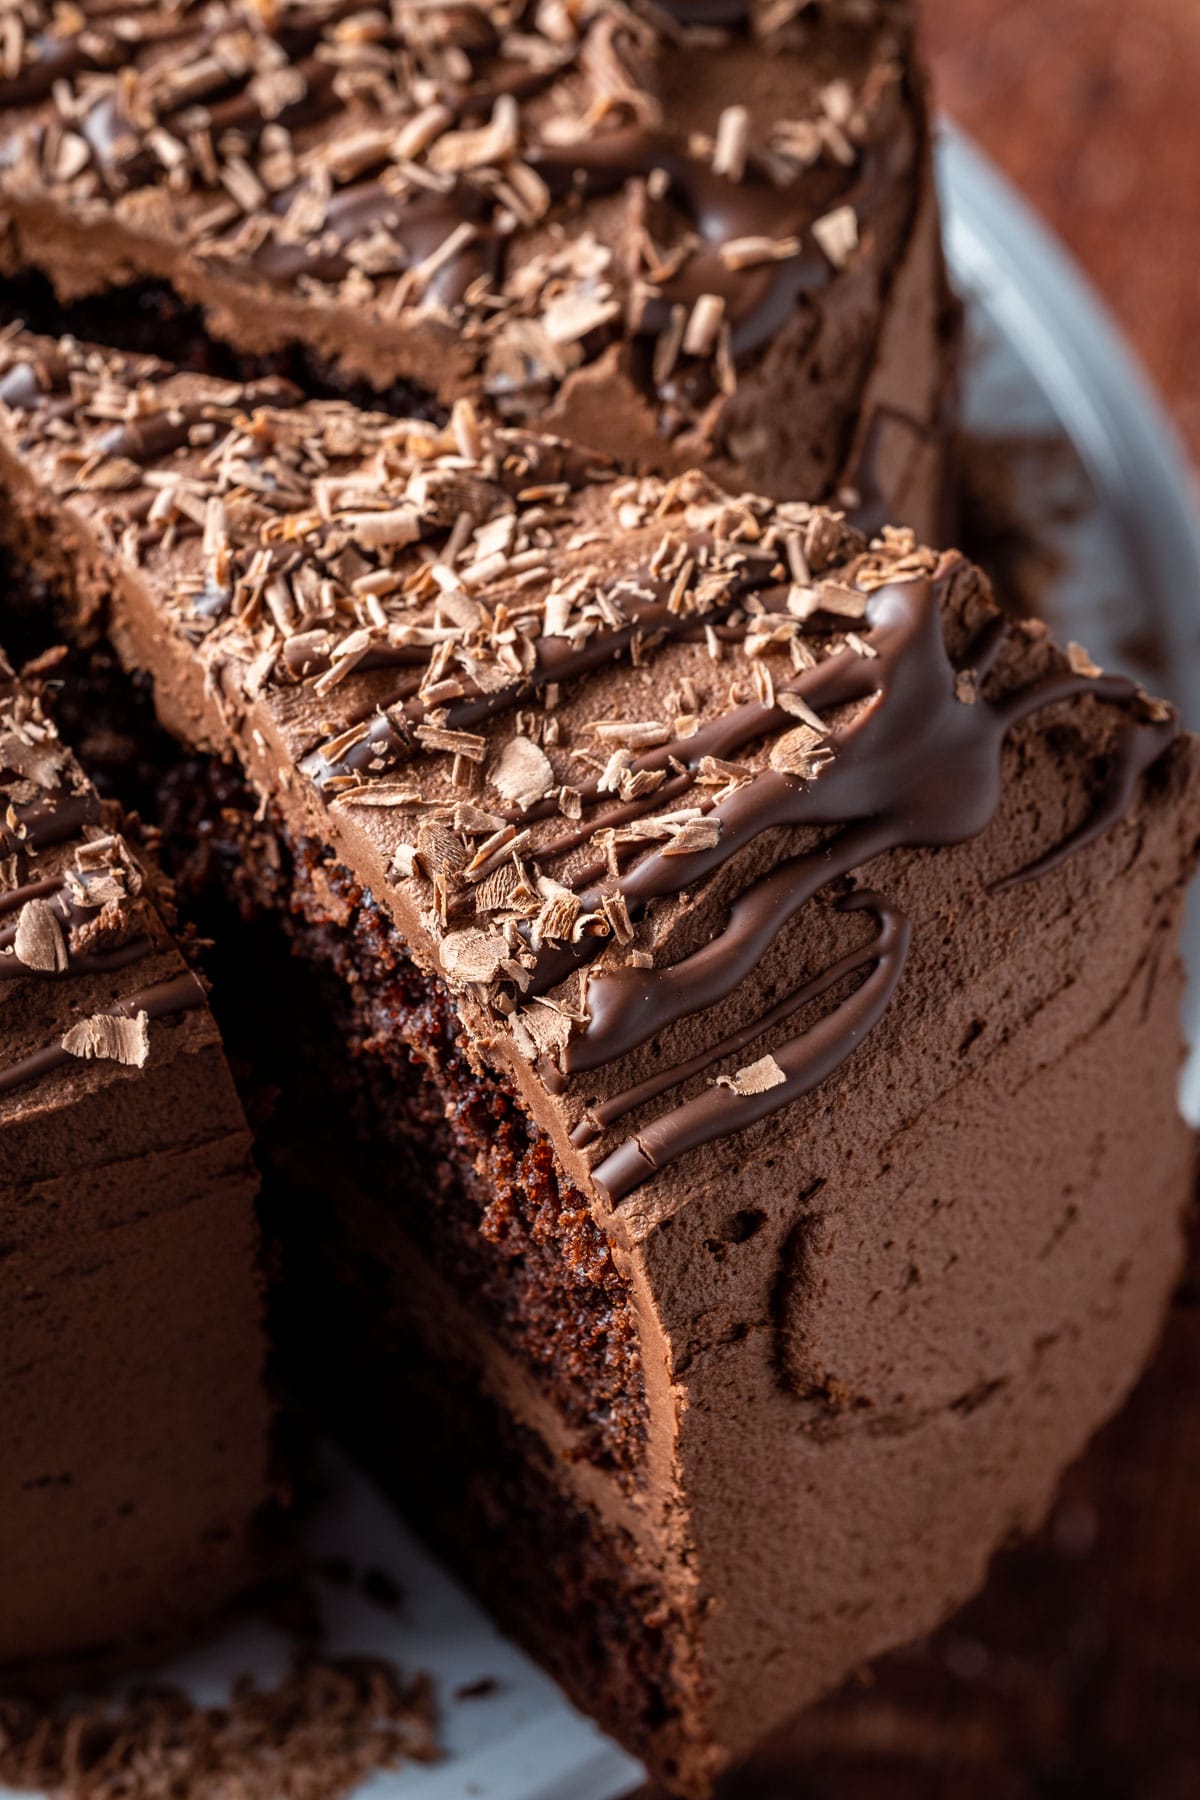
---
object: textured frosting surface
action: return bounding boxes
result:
[0,641,271,1692]
[0,0,951,528]
[0,329,1177,1213]
[0,645,210,1108]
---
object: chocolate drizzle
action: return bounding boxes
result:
[529,126,868,372]
[0,789,101,856]
[0,871,152,982]
[0,969,206,1097]
[515,573,1175,1202]
[587,894,908,1202]
[243,182,497,305]
[302,544,782,791]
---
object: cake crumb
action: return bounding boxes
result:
[0,1655,438,1800]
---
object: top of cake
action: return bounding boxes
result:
[0,1,932,483]
[0,637,216,1139]
[0,328,1177,1220]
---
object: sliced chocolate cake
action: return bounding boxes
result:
[0,646,273,1693]
[0,329,1194,1796]
[0,0,954,540]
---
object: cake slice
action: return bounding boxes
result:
[0,643,273,1691]
[0,0,954,539]
[0,331,1194,1796]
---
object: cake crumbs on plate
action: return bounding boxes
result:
[0,1656,438,1800]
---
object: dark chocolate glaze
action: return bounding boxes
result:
[524,573,1174,1201]
[0,968,207,1098]
[0,790,102,856]
[0,868,152,982]
[529,125,868,371]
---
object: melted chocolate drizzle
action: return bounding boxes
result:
[0,969,207,1097]
[0,0,890,413]
[544,575,1174,1200]
[0,790,102,856]
[0,870,152,982]
[529,126,864,369]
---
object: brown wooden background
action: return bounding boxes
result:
[924,0,1200,467]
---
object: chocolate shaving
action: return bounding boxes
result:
[715,1052,787,1095]
[14,895,67,971]
[61,1010,151,1069]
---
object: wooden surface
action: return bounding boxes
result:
[922,0,1200,465]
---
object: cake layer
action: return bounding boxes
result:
[0,0,955,537]
[0,331,1194,1793]
[0,648,273,1686]
[161,760,651,1480]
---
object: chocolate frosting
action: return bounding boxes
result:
[0,330,1179,1208]
[0,649,215,1100]
[0,969,206,1096]
[0,0,954,537]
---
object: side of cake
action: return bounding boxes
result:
[0,643,273,1692]
[0,332,1193,1795]
[0,0,955,539]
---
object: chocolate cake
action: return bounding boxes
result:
[0,646,272,1693]
[0,0,955,540]
[0,327,1194,1797]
